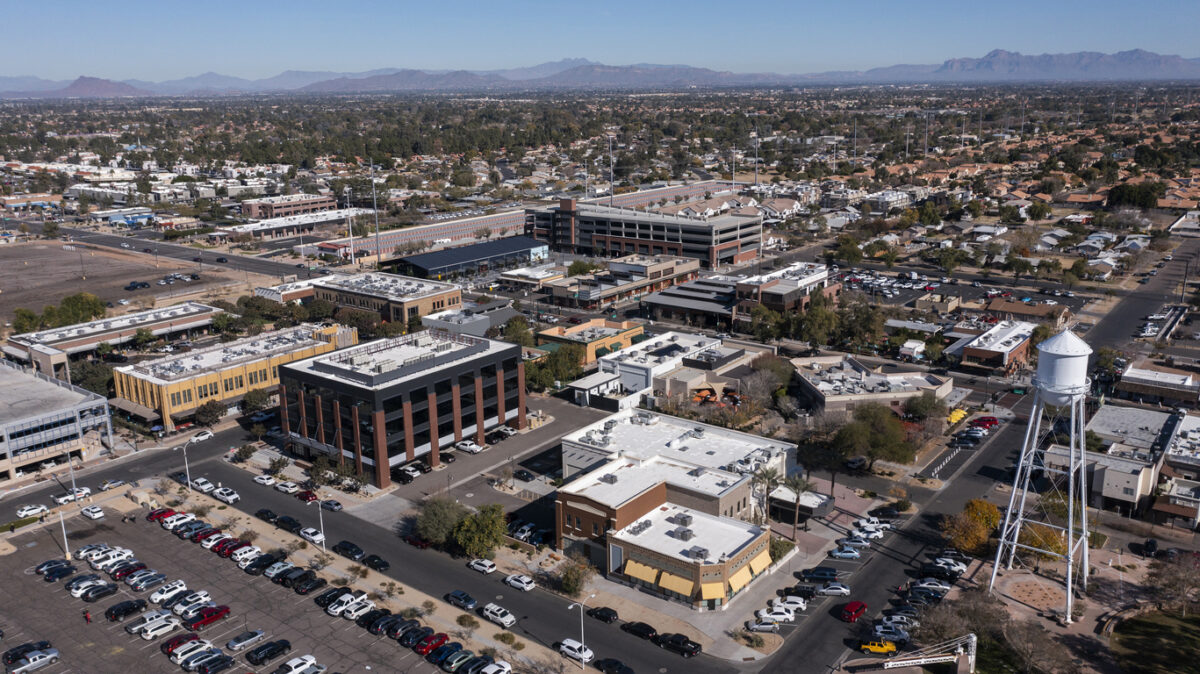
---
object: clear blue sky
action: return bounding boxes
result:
[10,0,1200,81]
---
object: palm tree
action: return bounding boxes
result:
[751,467,781,523]
[783,475,814,540]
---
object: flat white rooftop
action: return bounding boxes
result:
[1122,366,1197,389]
[722,261,829,289]
[564,409,792,474]
[118,324,329,384]
[243,194,333,205]
[560,454,746,509]
[290,330,510,390]
[0,363,105,426]
[794,356,946,397]
[964,320,1036,355]
[312,272,457,303]
[1167,415,1200,463]
[221,208,374,234]
[502,264,563,280]
[9,302,221,349]
[598,331,717,366]
[610,503,763,564]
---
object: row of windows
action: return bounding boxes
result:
[247,367,269,386]
[7,415,76,441]
[170,389,194,407]
[223,375,245,392]
[11,431,79,456]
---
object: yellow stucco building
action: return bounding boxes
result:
[113,324,357,431]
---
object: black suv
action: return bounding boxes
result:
[363,554,389,572]
[244,554,281,576]
[275,516,302,534]
[255,509,278,524]
[294,576,327,595]
[3,642,51,666]
[332,540,365,561]
[104,599,147,622]
[245,639,291,666]
[620,621,657,640]
[586,606,619,623]
[277,568,310,588]
[82,583,119,602]
[654,633,702,658]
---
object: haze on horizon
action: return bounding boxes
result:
[8,0,1200,81]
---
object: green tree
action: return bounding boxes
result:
[502,316,535,348]
[966,200,985,219]
[42,221,60,238]
[567,260,601,276]
[416,497,469,546]
[557,553,596,599]
[241,387,272,412]
[72,360,114,397]
[1031,323,1055,348]
[249,424,267,441]
[452,504,509,559]
[751,467,781,521]
[1026,202,1052,221]
[133,327,156,348]
[904,391,947,420]
[234,445,256,462]
[194,399,225,426]
[834,235,863,265]
[1004,257,1034,282]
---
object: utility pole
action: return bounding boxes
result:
[346,187,355,265]
[608,135,614,208]
[371,160,381,270]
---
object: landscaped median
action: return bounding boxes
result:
[131,483,565,671]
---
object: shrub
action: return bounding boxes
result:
[331,577,350,587]
[421,600,436,616]
[400,607,421,619]
[192,505,212,517]
[494,632,516,645]
[240,531,259,543]
[457,615,480,629]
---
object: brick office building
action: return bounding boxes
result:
[242,194,336,219]
[279,331,525,488]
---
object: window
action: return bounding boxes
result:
[171,392,181,406]
[1123,487,1135,496]
[574,516,581,530]
[592,522,599,536]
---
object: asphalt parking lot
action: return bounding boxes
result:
[842,272,1091,314]
[3,515,459,673]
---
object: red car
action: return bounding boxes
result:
[414,632,448,655]
[212,538,240,555]
[404,534,431,549]
[193,529,221,543]
[841,601,867,623]
[220,541,250,558]
[112,563,147,581]
[160,633,200,655]
[146,508,175,522]
[296,490,319,503]
[183,605,230,631]
[973,416,999,428]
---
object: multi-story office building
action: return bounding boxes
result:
[311,273,461,325]
[959,320,1035,375]
[0,359,111,484]
[526,199,763,268]
[4,302,224,380]
[543,254,700,310]
[792,354,953,416]
[113,324,357,431]
[723,262,840,315]
[241,194,336,219]
[279,330,525,487]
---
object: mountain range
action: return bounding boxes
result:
[5,50,1200,99]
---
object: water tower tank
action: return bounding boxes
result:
[1035,330,1092,405]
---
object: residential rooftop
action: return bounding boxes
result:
[1166,415,1200,466]
[287,330,511,389]
[563,408,792,474]
[312,272,458,303]
[963,320,1036,354]
[610,502,764,564]
[117,324,331,383]
[0,361,105,426]
[8,302,222,351]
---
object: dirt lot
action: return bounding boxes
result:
[0,242,271,330]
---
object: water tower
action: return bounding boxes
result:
[989,329,1092,623]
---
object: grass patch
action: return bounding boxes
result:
[1,515,40,533]
[1112,611,1200,674]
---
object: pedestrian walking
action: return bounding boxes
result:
[83,610,91,624]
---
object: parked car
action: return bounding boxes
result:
[755,607,795,623]
[558,638,594,664]
[9,649,59,673]
[829,546,861,560]
[652,633,702,658]
[745,620,780,633]
[16,504,47,518]
[841,601,868,623]
[503,574,535,592]
[586,606,619,623]
[445,590,477,610]
[332,540,365,561]
[620,621,657,640]
[212,487,239,504]
[817,582,851,596]
[246,640,292,667]
[467,559,496,574]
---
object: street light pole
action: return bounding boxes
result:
[175,438,196,487]
[566,593,595,671]
[306,499,326,551]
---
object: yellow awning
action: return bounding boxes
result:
[700,582,725,600]
[728,565,753,593]
[623,560,659,584]
[658,572,694,597]
[748,550,772,575]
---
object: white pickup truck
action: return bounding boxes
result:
[481,602,516,628]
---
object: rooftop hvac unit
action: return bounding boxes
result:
[676,513,693,526]
[690,547,709,560]
[676,528,694,541]
[598,473,618,484]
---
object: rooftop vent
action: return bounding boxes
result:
[598,473,618,484]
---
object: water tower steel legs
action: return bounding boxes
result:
[989,389,1089,624]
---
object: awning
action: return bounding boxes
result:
[658,572,694,597]
[623,560,659,585]
[107,397,161,422]
[748,550,772,575]
[728,565,753,593]
[700,582,725,601]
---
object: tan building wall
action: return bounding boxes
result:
[243,195,336,219]
[313,286,461,324]
[536,319,644,364]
